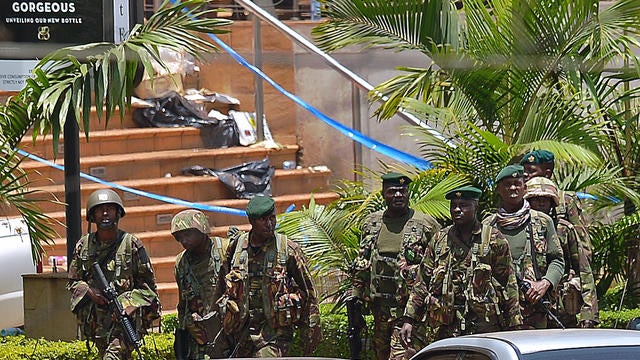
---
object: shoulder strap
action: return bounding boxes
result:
[115,232,133,278]
[275,233,288,266]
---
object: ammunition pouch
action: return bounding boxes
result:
[428,298,454,328]
[561,277,583,315]
[268,265,303,328]
[468,264,500,327]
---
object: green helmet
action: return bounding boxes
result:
[86,189,125,221]
[171,209,210,235]
[524,177,559,206]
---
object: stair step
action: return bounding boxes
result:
[44,225,252,259]
[23,167,331,214]
[20,127,205,159]
[20,145,299,184]
[42,192,339,237]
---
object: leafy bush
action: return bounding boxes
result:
[598,308,640,329]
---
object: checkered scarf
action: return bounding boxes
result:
[496,200,531,231]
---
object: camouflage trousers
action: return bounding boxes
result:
[95,336,134,360]
[227,319,293,358]
[521,305,547,329]
[373,307,426,360]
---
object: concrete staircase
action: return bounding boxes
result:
[17,108,337,312]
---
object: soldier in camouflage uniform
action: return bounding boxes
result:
[172,209,230,359]
[483,165,564,329]
[400,186,522,343]
[524,178,598,328]
[350,172,440,360]
[67,189,160,359]
[215,196,322,357]
[520,149,599,327]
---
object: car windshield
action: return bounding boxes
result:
[524,346,640,360]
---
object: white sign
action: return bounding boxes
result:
[113,0,131,44]
[0,59,39,92]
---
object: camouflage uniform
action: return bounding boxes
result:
[557,190,599,326]
[352,209,440,360]
[173,210,230,359]
[405,223,522,340]
[68,231,160,359]
[216,232,322,357]
[484,210,564,329]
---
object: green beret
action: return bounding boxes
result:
[495,164,524,183]
[445,186,482,200]
[520,149,555,165]
[246,196,275,218]
[381,172,411,186]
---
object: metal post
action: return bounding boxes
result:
[64,114,82,271]
[291,0,299,20]
[351,83,362,181]
[253,15,265,142]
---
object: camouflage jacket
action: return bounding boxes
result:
[67,231,160,341]
[351,209,440,316]
[405,223,522,337]
[216,232,322,355]
[174,236,229,356]
[556,219,599,323]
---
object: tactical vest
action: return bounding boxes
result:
[78,231,136,288]
[361,211,429,307]
[432,225,503,333]
[221,232,302,332]
[489,210,549,281]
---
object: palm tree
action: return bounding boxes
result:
[0,0,232,262]
[312,0,640,296]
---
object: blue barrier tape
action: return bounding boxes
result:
[17,149,248,217]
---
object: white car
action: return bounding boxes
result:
[411,329,640,360]
[0,217,36,329]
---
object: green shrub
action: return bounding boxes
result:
[0,305,379,359]
[598,308,640,329]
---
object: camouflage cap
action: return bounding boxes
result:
[246,195,275,219]
[445,185,482,200]
[171,209,210,235]
[495,164,524,183]
[524,177,560,206]
[520,149,555,165]
[381,172,411,186]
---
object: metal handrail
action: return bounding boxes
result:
[233,0,447,141]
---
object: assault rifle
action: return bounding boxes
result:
[516,274,565,329]
[92,262,145,358]
[346,297,366,360]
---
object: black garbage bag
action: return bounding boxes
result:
[183,158,274,199]
[133,91,215,128]
[133,91,240,148]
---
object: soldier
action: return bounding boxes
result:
[349,172,440,360]
[67,189,160,359]
[524,177,598,328]
[172,209,230,359]
[215,196,322,357]
[400,186,522,343]
[520,149,599,327]
[484,165,564,329]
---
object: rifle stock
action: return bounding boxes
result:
[92,262,145,356]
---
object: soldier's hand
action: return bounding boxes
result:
[87,287,108,306]
[400,322,413,347]
[525,279,551,304]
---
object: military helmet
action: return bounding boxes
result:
[86,189,125,221]
[171,209,210,235]
[524,177,559,206]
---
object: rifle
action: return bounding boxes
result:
[516,273,565,329]
[346,297,366,360]
[92,262,145,358]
